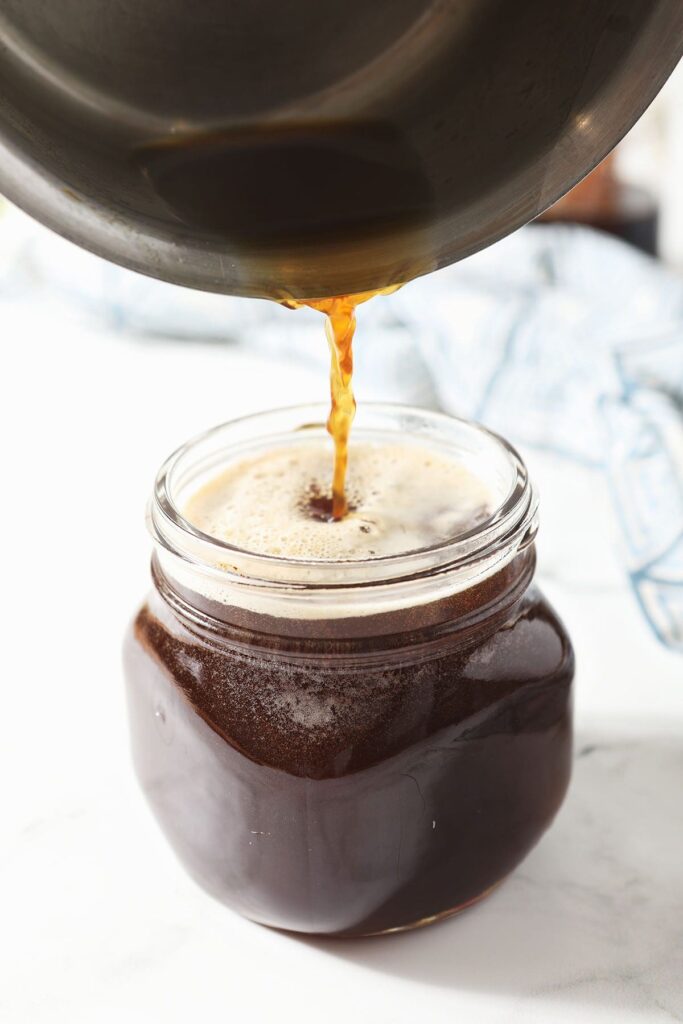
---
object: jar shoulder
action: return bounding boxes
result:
[461,582,574,682]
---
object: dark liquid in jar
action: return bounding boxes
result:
[124,555,573,936]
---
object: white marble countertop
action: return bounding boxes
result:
[2,299,682,1024]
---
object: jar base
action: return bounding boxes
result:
[351,879,503,939]
[267,878,504,940]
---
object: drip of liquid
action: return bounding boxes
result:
[285,288,398,520]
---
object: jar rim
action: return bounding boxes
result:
[148,403,538,594]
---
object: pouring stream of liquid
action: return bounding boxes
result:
[286,288,398,519]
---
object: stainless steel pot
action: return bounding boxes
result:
[0,1,681,299]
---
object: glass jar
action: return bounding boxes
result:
[123,404,574,937]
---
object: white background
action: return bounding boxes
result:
[618,59,683,269]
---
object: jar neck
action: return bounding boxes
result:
[148,405,539,642]
[152,545,536,651]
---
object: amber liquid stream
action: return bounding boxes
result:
[286,288,398,519]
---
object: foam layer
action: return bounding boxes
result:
[183,441,492,561]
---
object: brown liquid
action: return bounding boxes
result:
[124,555,574,936]
[136,124,434,252]
[285,288,398,520]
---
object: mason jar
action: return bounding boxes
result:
[123,404,574,936]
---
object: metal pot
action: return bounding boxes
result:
[0,1,681,299]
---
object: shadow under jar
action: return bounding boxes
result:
[123,405,574,937]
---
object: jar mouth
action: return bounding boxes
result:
[149,403,537,592]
